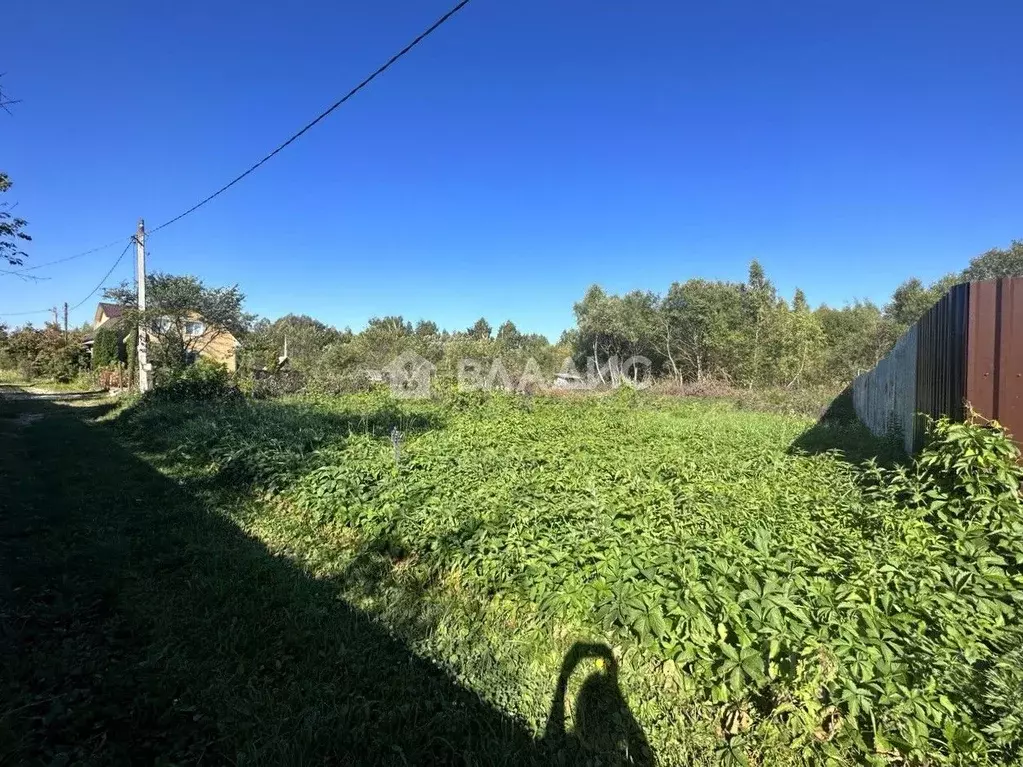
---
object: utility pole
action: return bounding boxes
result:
[63,302,68,343]
[136,218,151,393]
[51,306,59,327]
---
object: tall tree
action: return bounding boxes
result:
[495,320,523,348]
[884,278,943,336]
[740,260,780,388]
[659,279,744,382]
[105,273,250,373]
[816,301,895,382]
[466,317,493,341]
[777,289,825,388]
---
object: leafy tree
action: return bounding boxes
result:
[105,273,250,374]
[776,289,825,388]
[0,322,88,381]
[0,323,10,368]
[415,320,440,338]
[816,301,895,383]
[739,261,781,388]
[962,240,1023,281]
[882,277,960,337]
[659,279,744,382]
[241,314,348,374]
[495,320,522,348]
[466,317,492,341]
[573,286,659,382]
[0,173,31,267]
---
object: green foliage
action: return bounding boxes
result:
[962,240,1023,281]
[111,391,1023,765]
[569,240,1023,391]
[147,358,236,402]
[0,171,32,266]
[0,322,89,382]
[91,326,122,368]
[104,272,251,375]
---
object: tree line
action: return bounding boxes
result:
[1,240,1021,391]
[567,242,1023,389]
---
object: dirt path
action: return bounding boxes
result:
[0,383,111,401]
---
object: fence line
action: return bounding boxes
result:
[852,277,1022,454]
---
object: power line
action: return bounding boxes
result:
[2,0,470,296]
[0,306,51,318]
[0,237,134,319]
[70,237,135,310]
[149,0,471,234]
[3,237,129,274]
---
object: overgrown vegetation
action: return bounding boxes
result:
[0,321,91,384]
[7,390,1010,764]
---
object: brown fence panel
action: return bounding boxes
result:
[914,283,970,451]
[968,278,1023,447]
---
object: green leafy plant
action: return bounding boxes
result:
[108,391,1023,765]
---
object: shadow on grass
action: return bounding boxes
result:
[114,394,448,460]
[0,397,651,765]
[545,644,653,766]
[789,386,907,468]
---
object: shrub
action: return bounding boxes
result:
[305,369,374,397]
[42,344,90,383]
[148,358,238,402]
[92,327,122,368]
[252,368,307,399]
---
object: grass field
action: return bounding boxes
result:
[2,389,1021,765]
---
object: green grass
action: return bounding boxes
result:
[0,368,102,392]
[2,390,1021,765]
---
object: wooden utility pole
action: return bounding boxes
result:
[63,302,68,342]
[136,218,151,393]
[51,306,59,327]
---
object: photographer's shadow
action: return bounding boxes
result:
[542,642,654,766]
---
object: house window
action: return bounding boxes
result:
[156,317,174,333]
[185,321,205,336]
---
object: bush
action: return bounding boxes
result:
[92,327,122,368]
[148,359,238,402]
[305,369,374,397]
[42,345,90,383]
[251,368,307,399]
[650,379,842,419]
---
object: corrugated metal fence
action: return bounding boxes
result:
[967,278,1023,447]
[853,277,1023,454]
[913,283,969,451]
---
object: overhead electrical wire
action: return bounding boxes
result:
[148,0,471,234]
[4,236,130,274]
[70,237,135,310]
[1,0,470,316]
[0,236,134,318]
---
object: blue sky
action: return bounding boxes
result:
[2,0,1021,339]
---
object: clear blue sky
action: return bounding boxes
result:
[3,0,1021,339]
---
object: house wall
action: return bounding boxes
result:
[196,329,238,372]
